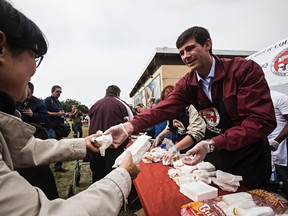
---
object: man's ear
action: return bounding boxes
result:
[0,31,7,65]
[204,39,212,51]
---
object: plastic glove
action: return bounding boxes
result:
[163,147,176,164]
[182,140,209,166]
[269,139,279,151]
[104,123,131,148]
[152,136,161,147]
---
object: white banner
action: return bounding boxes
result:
[246,37,288,86]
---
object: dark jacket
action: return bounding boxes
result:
[21,96,50,126]
[89,96,129,134]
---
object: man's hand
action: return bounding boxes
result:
[119,151,140,179]
[22,108,33,117]
[269,139,279,151]
[104,122,134,148]
[85,133,102,153]
[182,140,209,166]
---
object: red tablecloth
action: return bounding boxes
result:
[133,161,247,216]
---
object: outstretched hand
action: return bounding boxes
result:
[119,151,140,179]
[104,122,134,148]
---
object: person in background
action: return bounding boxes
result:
[88,85,133,182]
[268,90,288,195]
[157,104,206,163]
[104,26,276,190]
[146,86,176,143]
[0,1,139,215]
[44,85,68,172]
[18,82,50,126]
[15,82,59,200]
[136,103,146,114]
[84,113,90,128]
[147,97,156,108]
[152,84,206,163]
[69,104,83,138]
[161,85,174,101]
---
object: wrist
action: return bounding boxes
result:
[171,146,179,154]
[206,139,215,153]
[123,122,134,136]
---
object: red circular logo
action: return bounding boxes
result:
[271,48,288,77]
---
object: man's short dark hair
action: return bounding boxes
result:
[106,85,121,97]
[176,26,212,55]
[51,85,61,93]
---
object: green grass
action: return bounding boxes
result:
[51,124,140,215]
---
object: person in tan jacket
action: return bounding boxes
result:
[0,0,139,215]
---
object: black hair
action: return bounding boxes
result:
[106,85,121,97]
[176,26,212,55]
[28,81,34,94]
[0,0,48,57]
[51,85,61,93]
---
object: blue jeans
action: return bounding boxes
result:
[45,128,63,170]
[72,123,83,138]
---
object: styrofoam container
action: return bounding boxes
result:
[180,181,218,201]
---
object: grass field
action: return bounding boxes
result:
[51,123,141,216]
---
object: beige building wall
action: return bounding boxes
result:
[161,65,189,88]
[132,65,189,106]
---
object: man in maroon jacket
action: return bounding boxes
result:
[105,26,276,189]
[88,85,133,182]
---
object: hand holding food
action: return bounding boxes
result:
[119,151,140,179]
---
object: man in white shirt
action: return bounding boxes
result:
[268,90,288,196]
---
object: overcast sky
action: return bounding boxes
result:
[11,0,288,108]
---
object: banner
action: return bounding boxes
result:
[246,37,288,86]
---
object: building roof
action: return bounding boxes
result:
[129,47,256,97]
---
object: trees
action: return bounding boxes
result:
[60,99,88,113]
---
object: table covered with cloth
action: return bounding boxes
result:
[133,161,247,216]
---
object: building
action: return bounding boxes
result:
[130,48,255,107]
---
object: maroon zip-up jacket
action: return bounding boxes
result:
[130,55,276,151]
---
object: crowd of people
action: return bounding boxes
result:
[0,0,287,215]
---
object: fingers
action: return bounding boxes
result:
[123,151,133,161]
[86,142,100,153]
[111,143,120,149]
[185,148,196,156]
[182,157,195,165]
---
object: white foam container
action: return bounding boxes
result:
[180,181,218,201]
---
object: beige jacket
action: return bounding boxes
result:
[0,111,131,216]
[186,105,206,142]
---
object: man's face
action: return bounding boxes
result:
[178,38,212,76]
[52,88,62,99]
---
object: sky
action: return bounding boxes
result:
[10,0,288,108]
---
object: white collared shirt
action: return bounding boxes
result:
[196,57,215,102]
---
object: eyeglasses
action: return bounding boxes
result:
[56,90,62,93]
[35,55,44,68]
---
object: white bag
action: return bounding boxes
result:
[112,135,151,168]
